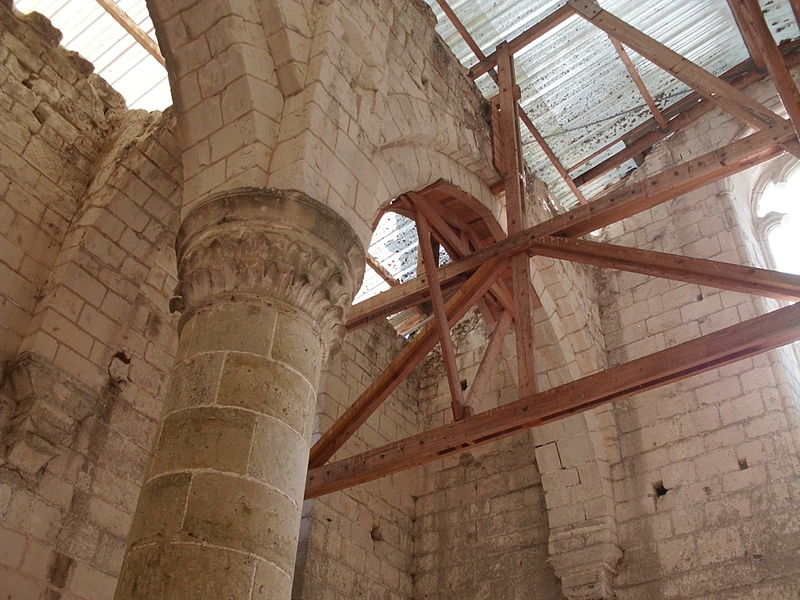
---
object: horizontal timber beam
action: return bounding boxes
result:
[470,4,575,79]
[571,40,800,186]
[307,301,800,498]
[346,123,792,330]
[310,259,505,468]
[530,236,800,302]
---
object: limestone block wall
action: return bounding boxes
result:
[294,321,422,600]
[411,312,563,600]
[0,2,126,365]
[598,80,800,598]
[0,8,184,596]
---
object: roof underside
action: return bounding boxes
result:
[424,0,799,209]
[13,0,171,111]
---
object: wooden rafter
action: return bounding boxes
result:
[470,5,576,79]
[93,0,165,66]
[567,0,800,159]
[529,236,800,301]
[366,253,401,287]
[309,259,506,468]
[416,212,467,421]
[464,311,513,417]
[727,0,800,140]
[346,123,793,331]
[726,0,768,71]
[570,41,800,185]
[307,301,800,498]
[609,36,669,131]
[497,42,537,397]
[437,0,586,204]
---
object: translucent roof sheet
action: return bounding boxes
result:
[425,0,800,208]
[13,0,171,111]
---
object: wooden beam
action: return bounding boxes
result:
[470,5,576,79]
[464,311,513,416]
[567,0,788,135]
[497,42,537,397]
[728,0,800,141]
[609,36,670,131]
[407,192,517,319]
[726,0,767,71]
[528,236,800,302]
[310,259,505,468]
[435,0,484,59]
[93,0,165,66]
[366,253,401,287]
[518,110,588,203]
[346,123,792,330]
[570,41,800,184]
[792,0,800,29]
[416,212,467,421]
[307,301,800,498]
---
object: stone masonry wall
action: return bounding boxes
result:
[294,320,421,600]
[0,1,126,366]
[0,8,184,596]
[599,77,800,598]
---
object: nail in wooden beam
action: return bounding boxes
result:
[497,42,537,397]
[609,36,670,131]
[728,0,800,141]
[307,301,800,498]
[310,258,506,467]
[93,0,165,66]
[416,212,467,421]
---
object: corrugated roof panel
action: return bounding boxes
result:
[425,0,799,209]
[13,0,171,111]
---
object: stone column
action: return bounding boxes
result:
[115,188,363,599]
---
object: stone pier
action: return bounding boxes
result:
[114,188,363,598]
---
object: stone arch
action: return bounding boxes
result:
[145,0,286,212]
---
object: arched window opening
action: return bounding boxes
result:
[756,165,800,275]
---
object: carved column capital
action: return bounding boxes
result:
[173,188,364,354]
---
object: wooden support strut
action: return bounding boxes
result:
[416,212,467,421]
[609,36,669,131]
[566,0,800,157]
[307,301,800,498]
[93,0,165,66]
[464,311,513,416]
[309,259,506,468]
[570,41,800,186]
[496,42,537,397]
[727,0,800,141]
[346,123,794,331]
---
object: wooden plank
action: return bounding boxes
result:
[497,42,537,397]
[792,0,800,28]
[310,259,505,468]
[570,41,800,185]
[366,253,401,287]
[435,0,484,59]
[528,235,800,302]
[726,0,767,71]
[518,109,588,203]
[470,5,575,79]
[346,123,792,330]
[93,0,165,66]
[567,0,787,134]
[728,0,800,140]
[416,212,467,421]
[307,301,800,498]
[609,36,669,130]
[464,311,513,416]
[408,192,518,319]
